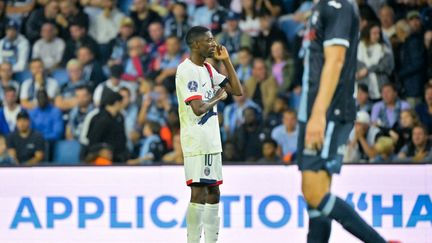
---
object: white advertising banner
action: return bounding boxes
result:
[0,165,430,243]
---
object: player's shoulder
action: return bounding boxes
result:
[319,0,355,12]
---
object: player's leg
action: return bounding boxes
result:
[302,171,332,243]
[204,185,220,243]
[187,186,207,243]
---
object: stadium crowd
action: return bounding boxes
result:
[0,0,431,165]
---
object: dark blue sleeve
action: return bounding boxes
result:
[321,0,353,48]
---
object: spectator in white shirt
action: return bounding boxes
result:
[89,0,125,45]
[32,22,65,71]
[0,20,30,72]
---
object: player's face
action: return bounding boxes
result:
[196,32,217,58]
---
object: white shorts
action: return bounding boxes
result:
[184,153,223,186]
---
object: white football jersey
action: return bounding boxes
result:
[176,58,227,157]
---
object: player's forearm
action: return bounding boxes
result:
[311,48,345,116]
[222,59,243,96]
[194,96,222,116]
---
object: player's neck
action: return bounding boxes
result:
[190,53,206,66]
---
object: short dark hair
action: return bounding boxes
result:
[185,26,210,47]
[30,58,44,65]
[262,138,277,148]
[381,82,397,92]
[238,46,252,54]
[75,84,92,94]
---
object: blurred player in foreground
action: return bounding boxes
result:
[175,26,242,243]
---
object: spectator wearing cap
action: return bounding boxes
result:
[29,89,64,142]
[0,20,30,73]
[345,111,382,163]
[65,85,94,140]
[252,11,288,59]
[271,109,298,164]
[56,1,90,39]
[80,88,128,163]
[0,86,22,135]
[62,21,99,65]
[192,0,227,35]
[398,11,428,106]
[20,58,59,110]
[356,83,372,114]
[356,22,394,100]
[397,125,432,163]
[130,0,162,43]
[7,110,45,165]
[89,0,124,45]
[0,62,19,103]
[32,22,65,71]
[245,58,278,117]
[93,64,130,106]
[25,0,59,43]
[77,46,106,88]
[216,11,252,62]
[416,84,432,135]
[371,83,410,129]
[107,17,135,67]
[54,59,88,111]
[164,2,189,41]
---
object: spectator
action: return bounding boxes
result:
[57,1,90,39]
[255,0,283,17]
[397,125,432,162]
[5,0,35,27]
[258,138,280,163]
[20,58,59,109]
[65,85,94,140]
[388,109,421,153]
[356,83,372,113]
[356,22,394,100]
[164,2,189,40]
[0,62,19,103]
[0,86,21,135]
[25,0,59,43]
[55,59,88,111]
[245,58,277,117]
[107,17,135,67]
[121,36,150,81]
[62,21,99,65]
[222,140,240,162]
[252,11,288,58]
[150,35,185,92]
[269,40,294,90]
[146,21,167,65]
[29,89,64,142]
[85,143,113,165]
[271,109,298,164]
[137,84,172,126]
[239,0,260,37]
[371,136,395,163]
[89,0,125,46]
[119,86,139,151]
[32,22,65,71]
[0,135,16,165]
[379,5,396,40]
[398,11,428,106]
[265,94,288,130]
[216,11,252,61]
[0,20,30,72]
[80,88,128,163]
[371,83,410,129]
[127,120,165,164]
[425,30,432,83]
[416,84,432,134]
[233,107,265,161]
[77,46,106,88]
[235,47,253,83]
[345,111,382,163]
[93,64,129,106]
[7,110,45,165]
[130,0,162,42]
[192,0,227,35]
[223,87,261,139]
[162,133,183,164]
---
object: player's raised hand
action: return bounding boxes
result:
[305,114,326,151]
[214,45,230,61]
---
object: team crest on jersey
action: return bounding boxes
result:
[187,80,198,92]
[204,167,211,176]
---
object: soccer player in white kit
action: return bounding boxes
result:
[175,26,242,243]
